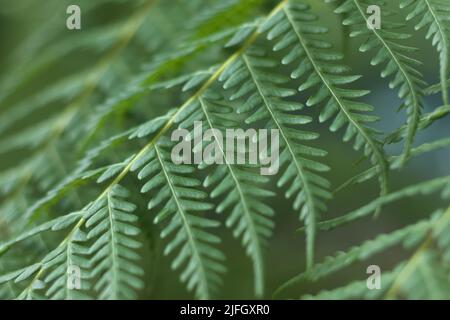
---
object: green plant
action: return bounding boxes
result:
[0,0,449,299]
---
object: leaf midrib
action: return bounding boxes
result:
[106,192,119,299]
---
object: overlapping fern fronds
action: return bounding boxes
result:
[0,0,449,300]
[326,0,427,165]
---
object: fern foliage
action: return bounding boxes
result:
[0,0,449,300]
[83,185,143,299]
[401,0,450,105]
[132,137,225,299]
[326,0,429,165]
[195,93,276,297]
[264,1,389,202]
[220,45,332,269]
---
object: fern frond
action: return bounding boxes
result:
[425,79,450,95]
[327,0,426,165]
[189,0,265,39]
[22,130,135,222]
[83,184,143,299]
[302,266,401,299]
[200,95,275,297]
[262,1,389,199]
[385,104,450,144]
[81,18,269,150]
[401,0,450,104]
[131,138,225,299]
[0,1,160,230]
[1,2,289,300]
[2,0,448,301]
[0,118,57,156]
[0,71,88,137]
[0,262,16,299]
[388,249,450,299]
[316,175,450,232]
[0,0,158,114]
[149,67,219,93]
[0,211,86,299]
[383,206,450,299]
[0,0,112,106]
[276,216,436,298]
[6,185,143,300]
[335,131,450,195]
[0,212,83,257]
[173,91,276,296]
[220,44,331,269]
[41,239,91,300]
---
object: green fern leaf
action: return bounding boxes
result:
[83,185,143,299]
[172,90,276,296]
[220,44,332,269]
[262,1,389,205]
[327,0,427,165]
[401,0,450,104]
[302,266,401,299]
[276,217,436,298]
[131,138,225,299]
[316,176,450,231]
